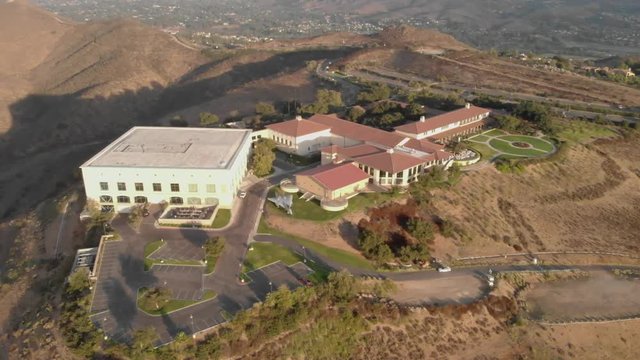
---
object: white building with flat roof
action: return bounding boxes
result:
[80,126,252,212]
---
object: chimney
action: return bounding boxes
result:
[419,116,426,122]
[295,115,302,121]
[465,103,471,109]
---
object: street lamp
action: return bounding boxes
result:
[269,281,273,292]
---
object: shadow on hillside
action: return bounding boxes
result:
[0,48,355,220]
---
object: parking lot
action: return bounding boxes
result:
[149,239,204,261]
[245,261,312,292]
[149,265,205,301]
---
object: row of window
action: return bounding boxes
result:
[273,135,292,147]
[99,182,220,193]
[99,195,217,206]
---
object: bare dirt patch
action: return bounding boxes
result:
[525,271,640,322]
[391,274,486,305]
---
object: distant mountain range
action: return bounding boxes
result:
[34,0,640,57]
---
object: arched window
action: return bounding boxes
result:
[187,197,202,205]
[99,195,113,203]
[134,196,148,204]
[117,196,130,204]
[170,197,184,205]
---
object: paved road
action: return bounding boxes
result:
[90,175,640,345]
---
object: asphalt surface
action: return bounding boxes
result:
[89,167,640,345]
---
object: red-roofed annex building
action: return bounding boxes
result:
[394,103,490,143]
[263,105,490,201]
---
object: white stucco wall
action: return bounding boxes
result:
[81,135,251,212]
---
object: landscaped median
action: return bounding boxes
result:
[242,242,331,283]
[137,287,216,316]
[257,218,375,271]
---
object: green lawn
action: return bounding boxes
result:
[467,134,490,142]
[489,138,550,157]
[497,135,556,153]
[465,141,499,160]
[144,240,164,257]
[258,218,374,271]
[137,288,216,316]
[244,242,332,283]
[244,242,302,272]
[483,129,508,137]
[211,209,231,229]
[267,189,400,222]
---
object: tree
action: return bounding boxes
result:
[346,106,366,122]
[204,236,225,260]
[251,139,276,177]
[139,287,171,310]
[357,83,391,103]
[131,327,159,357]
[67,267,91,295]
[199,112,220,127]
[513,101,552,133]
[326,270,357,302]
[255,102,277,116]
[495,115,523,132]
[405,102,425,117]
[407,218,435,243]
[302,89,343,115]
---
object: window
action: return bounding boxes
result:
[117,182,126,191]
[170,197,183,205]
[187,197,202,205]
[99,195,113,203]
[153,183,162,192]
[117,196,130,203]
[170,183,180,192]
[135,183,144,191]
[100,182,109,191]
[101,205,114,213]
[188,184,198,192]
[134,196,147,204]
[206,184,216,193]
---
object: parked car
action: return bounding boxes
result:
[238,190,247,199]
[437,266,452,273]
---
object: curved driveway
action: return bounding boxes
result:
[90,178,640,345]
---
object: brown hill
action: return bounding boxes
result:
[372,25,469,52]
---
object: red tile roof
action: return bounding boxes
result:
[266,117,331,137]
[308,114,406,148]
[394,105,490,134]
[354,149,426,174]
[296,162,369,190]
[403,138,444,153]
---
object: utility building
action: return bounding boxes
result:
[80,126,252,212]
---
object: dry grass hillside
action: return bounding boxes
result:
[0,2,350,219]
[429,133,640,259]
[342,48,640,105]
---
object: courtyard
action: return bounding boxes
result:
[466,129,556,160]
